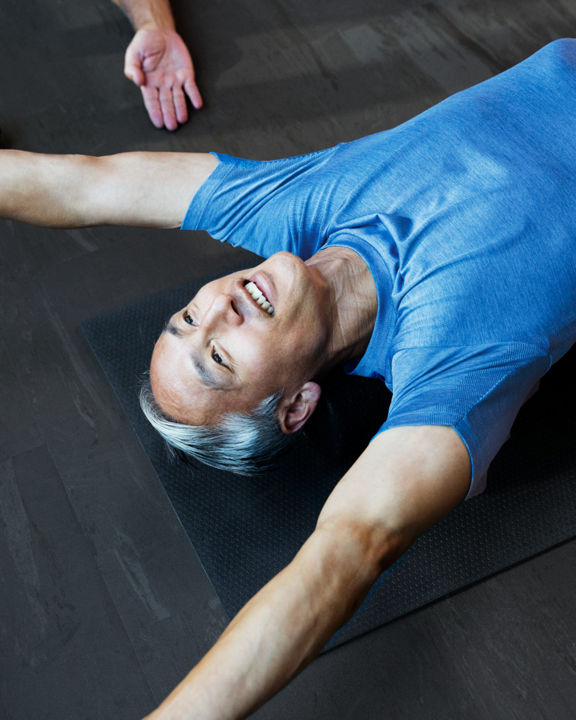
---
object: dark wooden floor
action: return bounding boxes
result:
[2,0,576,718]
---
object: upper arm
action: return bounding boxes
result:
[85,151,218,228]
[316,425,471,566]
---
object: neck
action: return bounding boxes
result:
[305,245,378,372]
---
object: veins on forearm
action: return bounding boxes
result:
[112,0,176,32]
[150,526,386,720]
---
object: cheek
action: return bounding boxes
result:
[233,333,273,375]
[229,329,290,390]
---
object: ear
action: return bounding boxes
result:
[278,381,322,434]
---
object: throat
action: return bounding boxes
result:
[306,246,378,366]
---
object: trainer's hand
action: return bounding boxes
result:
[124,28,203,131]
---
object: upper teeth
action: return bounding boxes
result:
[245,281,274,315]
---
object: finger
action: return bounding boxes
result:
[172,85,189,125]
[158,86,178,131]
[141,85,164,128]
[184,78,204,110]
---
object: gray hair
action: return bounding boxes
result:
[139,378,299,475]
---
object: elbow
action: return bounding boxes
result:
[313,515,407,583]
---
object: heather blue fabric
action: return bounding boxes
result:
[182,39,576,500]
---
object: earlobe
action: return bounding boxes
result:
[279,381,322,434]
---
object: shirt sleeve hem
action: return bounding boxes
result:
[180,153,235,231]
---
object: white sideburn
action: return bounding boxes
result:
[245,281,274,315]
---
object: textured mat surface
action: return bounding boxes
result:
[82,272,576,651]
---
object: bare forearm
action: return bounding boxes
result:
[112,0,175,31]
[146,426,467,720]
[0,150,101,227]
[147,525,396,720]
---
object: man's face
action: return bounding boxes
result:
[150,252,331,426]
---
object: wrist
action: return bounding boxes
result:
[115,0,175,32]
[137,18,175,32]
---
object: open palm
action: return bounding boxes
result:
[124,28,203,130]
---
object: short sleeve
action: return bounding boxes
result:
[378,342,551,501]
[181,147,342,259]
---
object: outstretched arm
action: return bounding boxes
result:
[112,0,203,130]
[143,425,471,720]
[0,149,217,228]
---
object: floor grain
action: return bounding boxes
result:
[1,1,575,718]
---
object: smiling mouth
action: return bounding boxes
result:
[244,280,274,315]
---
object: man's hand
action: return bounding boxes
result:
[124,28,203,131]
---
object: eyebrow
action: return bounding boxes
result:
[164,320,182,337]
[193,355,229,389]
[163,320,229,390]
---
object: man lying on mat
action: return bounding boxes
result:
[2,38,575,720]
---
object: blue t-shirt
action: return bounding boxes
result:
[182,39,576,501]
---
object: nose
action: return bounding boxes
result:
[203,292,242,331]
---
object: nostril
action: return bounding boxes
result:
[231,299,240,315]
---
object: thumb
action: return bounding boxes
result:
[124,47,145,86]
[125,63,145,87]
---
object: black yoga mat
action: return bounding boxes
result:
[82,271,576,652]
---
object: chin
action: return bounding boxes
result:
[265,252,310,295]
